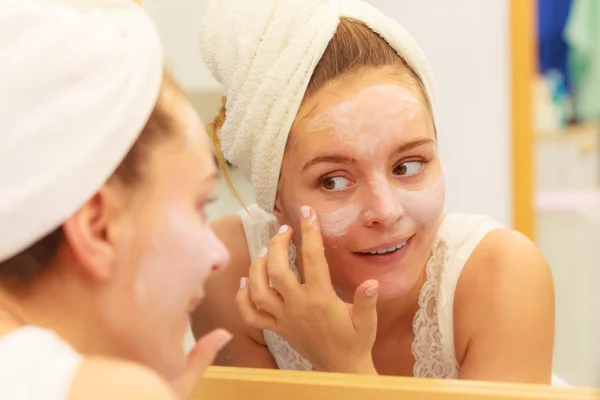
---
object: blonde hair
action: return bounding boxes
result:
[206,17,435,201]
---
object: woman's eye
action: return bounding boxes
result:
[320,176,353,191]
[393,160,423,176]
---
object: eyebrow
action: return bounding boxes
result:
[302,155,357,172]
[390,138,434,157]
[302,137,435,172]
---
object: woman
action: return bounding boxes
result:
[0,0,230,398]
[192,0,556,384]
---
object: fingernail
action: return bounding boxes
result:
[278,225,289,234]
[217,332,233,350]
[364,284,379,297]
[300,205,312,219]
[240,277,247,289]
[259,247,268,258]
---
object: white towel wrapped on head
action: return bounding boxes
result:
[0,0,164,263]
[200,0,436,213]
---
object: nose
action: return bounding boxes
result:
[205,227,231,272]
[361,179,405,228]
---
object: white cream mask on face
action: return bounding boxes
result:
[314,178,445,240]
[134,210,230,311]
[307,83,421,160]
[318,203,362,237]
[363,176,445,226]
[303,83,443,239]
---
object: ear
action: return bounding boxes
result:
[62,186,121,282]
[272,194,284,224]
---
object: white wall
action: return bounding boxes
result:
[537,208,600,387]
[144,0,513,226]
[367,0,512,225]
[142,0,219,91]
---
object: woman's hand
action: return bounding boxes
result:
[169,329,232,399]
[236,205,379,374]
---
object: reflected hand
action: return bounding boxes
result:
[236,206,379,374]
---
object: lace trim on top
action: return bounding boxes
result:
[411,235,459,378]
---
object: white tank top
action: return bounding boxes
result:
[0,327,82,399]
[239,204,504,377]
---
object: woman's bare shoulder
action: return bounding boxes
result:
[453,228,554,381]
[454,226,553,330]
[68,357,177,400]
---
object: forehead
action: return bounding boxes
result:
[307,83,422,131]
[290,79,434,152]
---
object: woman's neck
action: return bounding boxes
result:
[0,272,109,357]
[375,266,426,335]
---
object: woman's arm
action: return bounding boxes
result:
[454,228,555,384]
[191,213,278,369]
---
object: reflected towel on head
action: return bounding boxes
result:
[0,0,164,262]
[199,0,436,213]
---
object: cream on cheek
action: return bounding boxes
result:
[317,203,362,237]
[313,177,445,240]
[134,210,229,312]
[363,175,445,225]
[389,178,445,224]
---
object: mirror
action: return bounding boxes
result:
[191,367,600,400]
[141,0,600,392]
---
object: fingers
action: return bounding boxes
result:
[188,329,233,373]
[299,205,333,293]
[249,253,284,317]
[352,280,379,337]
[170,329,232,398]
[236,277,278,331]
[265,225,301,297]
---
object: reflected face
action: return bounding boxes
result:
[276,70,445,301]
[101,88,230,379]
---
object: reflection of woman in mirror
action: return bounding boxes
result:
[192,0,555,384]
[0,1,231,398]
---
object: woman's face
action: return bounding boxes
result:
[275,71,445,301]
[99,89,230,379]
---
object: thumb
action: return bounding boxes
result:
[352,280,379,337]
[187,328,232,374]
[170,329,232,399]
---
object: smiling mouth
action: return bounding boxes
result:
[356,236,412,256]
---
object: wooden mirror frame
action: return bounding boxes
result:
[193,367,599,400]
[511,0,536,238]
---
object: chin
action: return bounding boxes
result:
[139,318,190,380]
[376,277,420,300]
[150,341,188,380]
[332,259,423,302]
